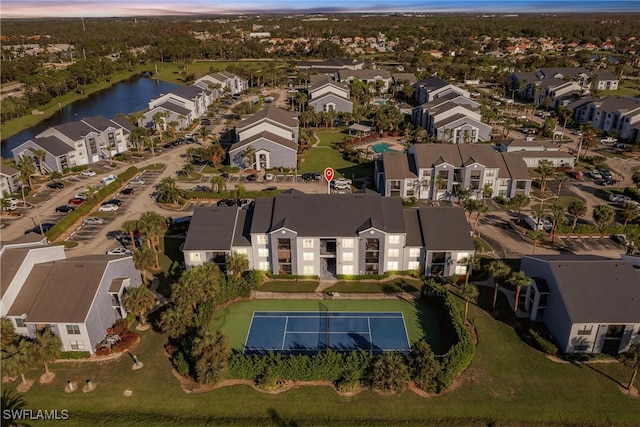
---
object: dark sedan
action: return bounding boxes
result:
[102,199,123,206]
[47,181,64,189]
[55,205,75,213]
[120,187,135,195]
[25,223,55,234]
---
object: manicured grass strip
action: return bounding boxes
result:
[325,278,421,293]
[316,130,349,147]
[258,280,319,292]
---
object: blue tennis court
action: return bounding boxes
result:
[244,311,410,354]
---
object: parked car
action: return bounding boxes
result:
[587,170,602,180]
[55,205,75,213]
[334,178,353,185]
[598,178,618,186]
[83,217,104,225]
[80,169,96,176]
[25,223,55,235]
[247,174,257,182]
[524,215,552,232]
[68,198,85,205]
[568,171,583,180]
[106,247,132,255]
[120,187,135,195]
[101,174,117,185]
[264,173,274,181]
[609,193,631,203]
[47,181,64,189]
[119,235,142,248]
[600,136,617,144]
[613,143,627,149]
[612,234,629,246]
[599,169,613,179]
[98,204,119,212]
[102,199,123,206]
[75,192,90,200]
[262,186,278,192]
[130,178,145,185]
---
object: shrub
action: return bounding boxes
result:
[421,279,475,393]
[243,270,267,288]
[529,329,559,356]
[59,351,91,359]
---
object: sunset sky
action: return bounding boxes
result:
[2,0,638,19]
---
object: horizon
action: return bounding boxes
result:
[2,0,639,19]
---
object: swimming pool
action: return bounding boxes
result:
[371,143,397,153]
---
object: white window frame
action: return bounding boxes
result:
[235,248,248,255]
[258,248,269,258]
[408,261,420,270]
[258,261,270,271]
[342,239,354,248]
[457,252,470,262]
[303,265,314,275]
[303,252,314,261]
[409,247,420,258]
[302,239,314,248]
[455,265,468,275]
[387,261,399,271]
[388,248,399,258]
[66,325,81,335]
[342,252,354,262]
[70,340,85,351]
[189,252,201,262]
[257,235,268,245]
[388,235,400,244]
[342,265,354,275]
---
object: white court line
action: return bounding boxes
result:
[367,316,373,350]
[281,315,289,350]
[243,311,257,351]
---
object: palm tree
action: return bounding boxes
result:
[192,330,231,385]
[536,159,555,195]
[460,283,479,324]
[621,342,640,391]
[242,146,256,169]
[152,111,165,134]
[138,211,166,268]
[579,122,597,160]
[567,200,587,230]
[487,260,511,310]
[506,270,532,313]
[511,194,531,223]
[31,149,48,176]
[593,205,615,232]
[199,125,210,143]
[548,203,567,241]
[181,163,195,178]
[133,245,156,285]
[556,106,573,140]
[121,220,139,252]
[226,252,249,277]
[367,351,410,393]
[210,175,227,193]
[159,305,193,339]
[619,201,640,227]
[1,317,16,347]
[168,120,179,138]
[2,338,36,387]
[122,286,156,325]
[16,156,36,190]
[472,201,489,236]
[34,327,61,377]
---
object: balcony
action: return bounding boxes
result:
[320,240,336,256]
[277,250,291,263]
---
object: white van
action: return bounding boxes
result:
[524,215,552,232]
[100,174,117,186]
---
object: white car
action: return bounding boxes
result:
[75,192,90,200]
[334,178,352,186]
[98,204,119,212]
[609,194,630,203]
[106,247,132,255]
[600,137,617,144]
[83,217,104,225]
[588,170,602,180]
[265,173,274,181]
[130,178,145,185]
[81,169,96,177]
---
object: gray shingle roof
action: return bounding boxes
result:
[157,101,191,116]
[183,206,243,251]
[236,107,298,130]
[110,116,135,132]
[414,78,449,91]
[230,130,297,152]
[82,116,115,131]
[7,256,116,323]
[167,84,206,100]
[0,163,19,177]
[337,69,392,81]
[524,255,640,324]
[31,136,75,156]
[254,193,406,237]
[418,206,474,251]
[381,152,417,180]
[49,121,97,141]
[403,209,424,247]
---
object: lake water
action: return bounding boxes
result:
[1,74,179,158]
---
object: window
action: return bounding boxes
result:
[70,340,85,351]
[486,170,495,177]
[189,252,201,262]
[577,325,593,336]
[257,235,268,245]
[235,248,248,255]
[15,318,25,328]
[574,340,590,352]
[303,266,314,275]
[258,261,270,271]
[303,252,314,261]
[66,325,81,335]
[342,265,354,275]
[342,239,354,248]
[388,235,400,244]
[408,261,420,270]
[258,248,269,258]
[457,252,469,262]
[387,261,399,271]
[303,239,314,248]
[455,265,468,275]
[409,248,420,258]
[342,252,354,262]
[388,248,399,258]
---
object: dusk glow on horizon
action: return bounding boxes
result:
[2,0,638,19]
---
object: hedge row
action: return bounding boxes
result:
[336,270,420,280]
[529,329,559,356]
[227,349,373,383]
[45,167,139,241]
[421,280,475,393]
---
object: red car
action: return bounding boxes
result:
[68,198,85,205]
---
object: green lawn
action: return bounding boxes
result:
[316,130,349,147]
[298,143,375,179]
[258,280,319,292]
[6,288,639,426]
[325,278,422,293]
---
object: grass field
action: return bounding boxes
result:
[4,285,639,426]
[258,280,319,292]
[316,130,350,147]
[325,278,422,293]
[298,133,374,179]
